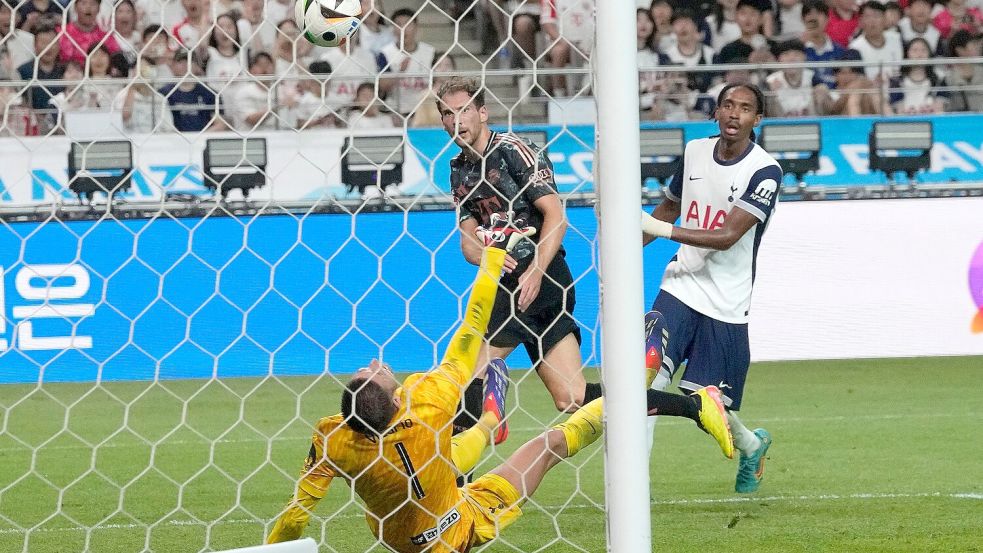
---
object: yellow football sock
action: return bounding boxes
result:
[451,412,496,474]
[551,398,604,457]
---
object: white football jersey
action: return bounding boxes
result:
[660,137,782,324]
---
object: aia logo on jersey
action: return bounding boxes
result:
[970,240,983,333]
[749,179,778,207]
[685,201,726,230]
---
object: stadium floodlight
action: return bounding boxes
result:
[868,121,933,181]
[340,135,405,195]
[203,137,268,199]
[758,123,822,184]
[67,140,133,203]
[639,127,684,186]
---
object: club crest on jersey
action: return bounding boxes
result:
[749,178,778,207]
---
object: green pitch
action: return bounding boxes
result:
[1,356,980,552]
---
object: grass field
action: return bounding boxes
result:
[1,355,981,553]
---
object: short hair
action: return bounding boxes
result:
[308,60,333,75]
[801,0,829,17]
[736,0,764,12]
[669,8,700,27]
[948,29,980,56]
[391,8,415,22]
[859,1,886,14]
[717,82,766,115]
[142,23,163,42]
[356,81,375,96]
[774,39,806,57]
[341,378,397,436]
[907,0,932,6]
[249,51,273,68]
[435,76,485,108]
[884,1,900,12]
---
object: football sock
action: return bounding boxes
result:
[645,371,672,451]
[728,411,761,454]
[645,388,699,421]
[582,382,603,404]
[451,412,496,475]
[454,378,485,432]
[552,398,604,457]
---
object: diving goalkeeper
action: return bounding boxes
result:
[267,219,733,552]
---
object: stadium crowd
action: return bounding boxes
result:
[0,0,982,135]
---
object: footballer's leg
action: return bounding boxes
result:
[647,291,698,452]
[451,359,512,475]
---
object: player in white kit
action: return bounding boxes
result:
[640,83,780,493]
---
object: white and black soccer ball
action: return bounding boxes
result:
[295,0,361,47]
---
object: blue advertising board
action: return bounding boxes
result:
[0,209,679,384]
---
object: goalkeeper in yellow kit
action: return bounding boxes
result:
[267,217,734,552]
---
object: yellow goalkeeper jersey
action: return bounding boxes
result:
[297,248,507,552]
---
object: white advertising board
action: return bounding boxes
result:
[750,197,983,361]
[0,129,435,206]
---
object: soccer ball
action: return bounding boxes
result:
[295,0,362,47]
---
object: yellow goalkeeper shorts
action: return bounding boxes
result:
[461,473,524,547]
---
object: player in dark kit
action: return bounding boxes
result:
[437,76,603,432]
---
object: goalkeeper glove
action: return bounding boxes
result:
[476,212,537,253]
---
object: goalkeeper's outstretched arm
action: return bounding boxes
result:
[435,246,507,388]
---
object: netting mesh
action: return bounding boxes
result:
[0,0,605,551]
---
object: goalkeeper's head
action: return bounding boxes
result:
[341,359,401,436]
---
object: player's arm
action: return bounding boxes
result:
[643,150,684,246]
[519,192,566,311]
[643,164,781,250]
[435,246,508,387]
[268,436,337,543]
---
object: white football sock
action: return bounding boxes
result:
[727,411,761,455]
[646,371,672,453]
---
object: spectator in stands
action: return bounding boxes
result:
[765,39,819,116]
[172,0,211,51]
[113,57,175,133]
[161,48,226,131]
[884,2,903,31]
[850,1,904,82]
[815,48,886,115]
[141,25,176,80]
[59,0,120,66]
[282,60,338,129]
[827,0,860,48]
[637,8,688,120]
[18,23,62,131]
[542,0,595,97]
[774,0,806,41]
[707,0,744,51]
[0,81,37,136]
[264,0,293,28]
[206,13,246,103]
[717,0,776,64]
[211,0,242,22]
[934,0,983,39]
[945,29,983,111]
[889,36,947,114]
[801,0,845,89]
[664,9,717,93]
[111,0,141,66]
[502,0,540,71]
[648,0,676,53]
[1,0,35,76]
[229,51,276,130]
[348,81,396,129]
[411,52,455,127]
[357,0,394,57]
[378,8,435,117]
[83,43,124,107]
[317,28,378,115]
[272,19,313,78]
[900,0,943,54]
[48,60,98,131]
[696,52,753,117]
[17,0,62,33]
[237,0,276,56]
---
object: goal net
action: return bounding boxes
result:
[0,0,643,551]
